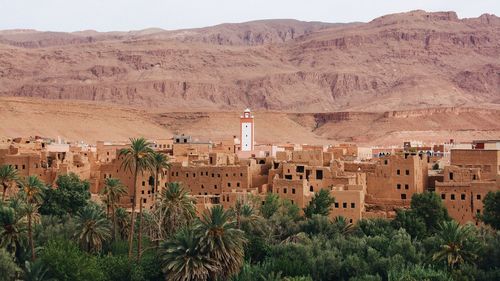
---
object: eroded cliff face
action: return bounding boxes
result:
[0,11,499,112]
[383,107,500,118]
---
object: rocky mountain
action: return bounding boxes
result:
[0,10,499,113]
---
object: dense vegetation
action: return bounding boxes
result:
[0,140,499,280]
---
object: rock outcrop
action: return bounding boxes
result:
[0,11,499,112]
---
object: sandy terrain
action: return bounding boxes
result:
[1,97,498,146]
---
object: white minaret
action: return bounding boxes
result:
[240,108,254,152]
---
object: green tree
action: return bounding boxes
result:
[20,176,46,205]
[40,173,90,217]
[480,191,500,230]
[410,192,450,233]
[119,137,154,259]
[19,176,46,261]
[432,221,480,271]
[101,177,127,241]
[150,151,171,201]
[115,207,130,240]
[23,260,55,281]
[40,240,104,281]
[392,209,427,239]
[0,248,20,281]
[231,200,266,234]
[0,165,19,202]
[199,205,248,280]
[22,204,40,261]
[260,194,280,219]
[0,205,26,256]
[73,204,111,253]
[303,189,335,218]
[332,216,355,236]
[150,182,195,245]
[160,227,216,281]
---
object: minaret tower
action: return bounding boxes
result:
[240,108,254,151]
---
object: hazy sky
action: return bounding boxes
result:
[1,0,499,32]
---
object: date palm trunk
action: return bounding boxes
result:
[128,164,139,259]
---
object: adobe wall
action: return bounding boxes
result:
[169,164,251,196]
[450,149,500,180]
[367,154,428,204]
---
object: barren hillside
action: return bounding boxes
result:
[1,11,499,144]
[0,10,499,112]
[1,97,498,145]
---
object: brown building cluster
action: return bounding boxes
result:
[1,121,499,226]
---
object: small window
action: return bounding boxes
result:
[214,185,217,189]
[193,173,196,178]
[292,188,296,194]
[316,170,323,180]
[404,184,409,190]
[477,194,481,200]
[451,194,455,200]
[351,203,355,208]
[384,160,388,165]
[461,194,466,200]
[228,183,231,187]
[284,175,292,180]
[335,202,339,208]
[186,173,189,178]
[349,219,353,223]
[397,169,401,175]
[449,172,454,180]
[472,175,477,180]
[441,194,446,200]
[22,165,25,170]
[143,199,146,203]
[201,184,204,189]
[212,173,215,177]
[237,182,240,187]
[405,170,410,175]
[342,202,347,208]
[396,184,401,190]
[310,186,314,192]
[142,181,145,186]
[283,188,287,194]
[401,194,407,200]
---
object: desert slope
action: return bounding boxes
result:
[1,97,498,145]
[0,11,499,112]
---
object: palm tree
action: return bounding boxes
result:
[23,260,55,281]
[156,182,196,238]
[198,205,247,280]
[160,227,216,281]
[23,204,40,261]
[432,220,479,270]
[333,216,355,236]
[115,207,130,240]
[0,165,19,202]
[21,176,45,205]
[150,151,171,200]
[0,205,27,255]
[119,137,154,259]
[73,204,111,253]
[101,177,127,241]
[20,175,46,260]
[231,200,266,235]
